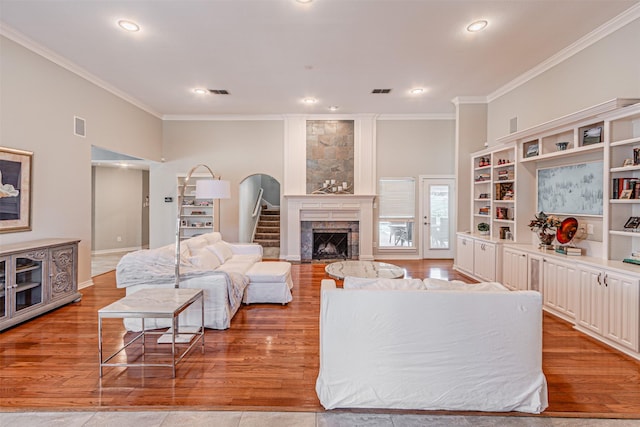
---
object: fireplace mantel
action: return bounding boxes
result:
[283,195,376,262]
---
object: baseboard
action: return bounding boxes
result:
[79,279,94,289]
[92,246,142,255]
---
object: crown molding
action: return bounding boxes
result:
[163,114,285,121]
[376,113,455,120]
[487,3,640,103]
[0,24,163,119]
[451,96,487,106]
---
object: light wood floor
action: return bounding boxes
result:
[1,260,639,418]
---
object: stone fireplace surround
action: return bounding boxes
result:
[284,195,375,262]
[301,221,359,262]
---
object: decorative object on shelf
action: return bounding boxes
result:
[622,158,634,167]
[555,142,569,151]
[499,226,511,240]
[477,222,490,236]
[0,146,33,233]
[175,164,230,288]
[556,217,578,244]
[478,193,490,199]
[623,216,640,231]
[582,126,602,145]
[634,148,640,165]
[312,180,352,194]
[525,144,538,158]
[477,156,490,167]
[529,211,560,248]
[620,189,633,199]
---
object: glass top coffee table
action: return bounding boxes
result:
[325,260,405,280]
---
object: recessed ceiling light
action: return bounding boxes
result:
[117,20,140,32]
[467,20,488,32]
[296,0,313,3]
[328,106,340,111]
[193,88,208,95]
[303,97,317,104]
[410,88,425,95]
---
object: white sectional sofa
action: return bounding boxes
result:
[316,277,548,414]
[116,232,264,330]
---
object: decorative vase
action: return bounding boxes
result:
[538,232,555,248]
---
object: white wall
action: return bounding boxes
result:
[92,166,144,253]
[0,36,162,286]
[238,174,262,243]
[487,18,640,144]
[152,120,284,247]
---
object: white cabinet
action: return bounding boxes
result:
[473,240,496,282]
[542,257,578,321]
[455,233,500,282]
[503,247,528,290]
[577,266,639,352]
[455,234,475,275]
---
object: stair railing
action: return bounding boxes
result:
[251,188,264,243]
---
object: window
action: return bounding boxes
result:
[378,178,415,248]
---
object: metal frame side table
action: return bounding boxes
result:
[98,288,205,378]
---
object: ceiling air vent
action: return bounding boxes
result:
[209,89,230,95]
[371,89,392,94]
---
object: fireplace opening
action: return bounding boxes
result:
[313,230,349,260]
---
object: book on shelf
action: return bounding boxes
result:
[623,258,640,266]
[555,246,583,256]
[612,177,639,199]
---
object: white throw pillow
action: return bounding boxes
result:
[423,277,508,291]
[202,232,222,245]
[343,276,426,290]
[208,241,234,263]
[184,235,209,256]
[188,248,221,270]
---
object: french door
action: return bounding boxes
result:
[420,177,455,259]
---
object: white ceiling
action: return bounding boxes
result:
[1,0,638,118]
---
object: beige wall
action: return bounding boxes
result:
[152,120,284,247]
[0,36,162,286]
[487,18,640,144]
[92,166,144,253]
[376,120,456,177]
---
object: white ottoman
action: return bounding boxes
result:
[244,262,294,305]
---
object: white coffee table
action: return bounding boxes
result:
[325,260,405,280]
[98,288,204,378]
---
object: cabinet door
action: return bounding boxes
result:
[502,248,517,290]
[604,272,640,351]
[0,257,7,321]
[527,254,543,292]
[12,250,48,316]
[503,248,527,290]
[474,240,496,282]
[543,258,577,319]
[577,266,605,335]
[49,245,77,302]
[456,236,474,274]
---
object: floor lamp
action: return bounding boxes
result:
[175,164,231,288]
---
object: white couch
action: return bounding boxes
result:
[116,232,262,330]
[315,277,548,414]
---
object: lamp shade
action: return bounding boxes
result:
[196,179,231,199]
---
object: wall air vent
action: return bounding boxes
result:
[371,89,392,94]
[209,89,230,95]
[74,116,86,137]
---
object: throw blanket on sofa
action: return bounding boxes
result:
[116,250,249,309]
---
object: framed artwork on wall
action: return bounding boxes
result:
[537,161,603,216]
[0,147,33,233]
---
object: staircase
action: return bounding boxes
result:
[254,208,280,252]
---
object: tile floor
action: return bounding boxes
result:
[91,250,135,276]
[0,411,638,426]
